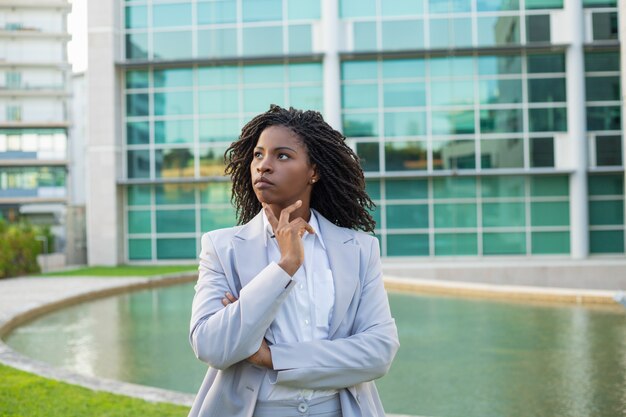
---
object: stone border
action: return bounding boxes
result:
[1,271,621,417]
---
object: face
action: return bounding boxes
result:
[250,125,317,208]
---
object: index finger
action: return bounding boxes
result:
[262,202,279,231]
[278,199,302,227]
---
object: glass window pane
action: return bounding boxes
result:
[431,56,476,77]
[383,83,426,107]
[198,66,239,86]
[483,232,526,254]
[432,110,475,135]
[289,63,323,82]
[126,5,147,29]
[198,89,239,114]
[342,84,378,109]
[381,0,423,15]
[480,139,524,169]
[531,137,555,167]
[242,26,283,56]
[288,0,321,19]
[429,0,471,13]
[589,200,624,225]
[289,25,312,54]
[354,21,377,51]
[586,76,620,102]
[128,184,151,206]
[585,51,619,72]
[127,121,150,145]
[128,210,151,234]
[431,80,474,106]
[433,177,477,199]
[526,15,551,43]
[243,65,284,84]
[435,203,477,228]
[387,204,428,228]
[153,3,192,27]
[129,238,151,260]
[432,140,476,170]
[243,87,286,113]
[342,61,378,81]
[126,93,149,117]
[477,55,522,75]
[197,1,237,24]
[156,184,196,205]
[154,91,194,116]
[592,12,618,41]
[586,106,621,131]
[153,68,193,88]
[528,54,565,73]
[356,141,380,171]
[435,233,478,256]
[531,201,570,226]
[528,107,567,132]
[478,79,522,104]
[340,0,376,17]
[200,181,232,204]
[365,179,381,200]
[584,0,617,6]
[155,148,195,178]
[199,144,228,176]
[126,70,149,89]
[384,112,426,137]
[198,28,238,58]
[387,233,429,256]
[289,86,323,111]
[386,178,428,199]
[385,141,427,171]
[477,16,520,46]
[477,0,519,11]
[156,238,196,259]
[382,20,424,50]
[481,176,525,198]
[199,118,239,142]
[528,78,566,102]
[482,202,525,227]
[156,209,195,233]
[153,31,192,60]
[531,231,569,254]
[382,59,425,79]
[531,175,568,196]
[201,206,237,231]
[128,150,150,179]
[590,230,624,254]
[342,113,378,137]
[596,135,623,166]
[525,0,563,8]
[242,0,282,22]
[154,120,194,144]
[480,109,523,133]
[126,33,148,60]
[588,173,623,196]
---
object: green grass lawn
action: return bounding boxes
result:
[36,265,197,277]
[0,363,189,417]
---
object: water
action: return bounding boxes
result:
[4,283,626,417]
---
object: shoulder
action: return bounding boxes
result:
[201,225,243,251]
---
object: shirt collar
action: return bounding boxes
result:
[261,207,326,250]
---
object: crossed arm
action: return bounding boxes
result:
[189,232,400,389]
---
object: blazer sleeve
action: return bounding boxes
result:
[189,231,296,370]
[268,237,400,390]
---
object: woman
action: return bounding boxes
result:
[188,105,399,417]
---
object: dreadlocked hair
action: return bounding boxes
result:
[224,104,377,233]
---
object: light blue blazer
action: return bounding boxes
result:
[188,207,400,417]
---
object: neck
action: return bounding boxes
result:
[268,203,311,223]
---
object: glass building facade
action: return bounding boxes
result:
[117,0,623,261]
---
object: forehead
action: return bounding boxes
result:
[255,125,305,150]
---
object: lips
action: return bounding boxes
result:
[254,177,275,185]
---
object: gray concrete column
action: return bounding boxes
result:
[322,0,342,131]
[565,0,589,259]
[86,0,124,265]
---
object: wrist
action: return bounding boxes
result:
[278,258,300,276]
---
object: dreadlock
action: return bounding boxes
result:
[224,104,377,233]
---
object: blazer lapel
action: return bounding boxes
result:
[231,210,268,292]
[312,209,360,338]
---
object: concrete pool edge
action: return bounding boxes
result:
[0,272,621,417]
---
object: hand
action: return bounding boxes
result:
[263,200,315,276]
[221,292,273,369]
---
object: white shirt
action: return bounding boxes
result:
[258,208,337,401]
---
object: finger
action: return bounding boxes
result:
[263,203,279,232]
[291,218,315,236]
[225,292,237,303]
[221,298,229,306]
[278,199,302,228]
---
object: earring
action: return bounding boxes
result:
[311,179,316,184]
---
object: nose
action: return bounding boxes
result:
[255,154,272,173]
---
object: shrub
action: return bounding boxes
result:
[0,219,45,279]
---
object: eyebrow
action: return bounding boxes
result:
[254,146,298,153]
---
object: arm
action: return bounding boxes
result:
[268,237,400,390]
[189,232,295,370]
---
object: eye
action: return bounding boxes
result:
[253,151,262,158]
[278,153,290,160]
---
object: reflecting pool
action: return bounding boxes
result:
[4,283,626,417]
